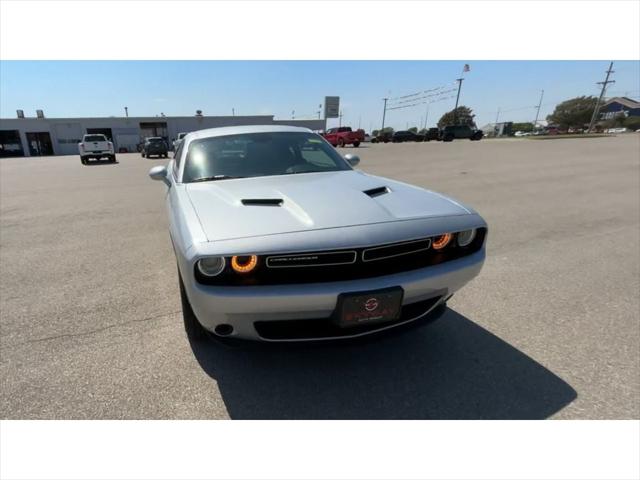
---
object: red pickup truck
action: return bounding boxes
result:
[322,127,365,147]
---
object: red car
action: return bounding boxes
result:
[322,127,365,147]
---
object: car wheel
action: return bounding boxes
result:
[110,155,117,162]
[80,156,86,165]
[353,141,360,148]
[179,271,209,341]
[141,152,146,158]
[383,139,389,143]
[444,135,454,142]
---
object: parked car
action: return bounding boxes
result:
[606,127,628,134]
[141,137,169,158]
[78,134,116,164]
[173,132,189,150]
[392,131,424,143]
[371,131,393,143]
[424,128,440,141]
[148,125,487,342]
[440,125,483,142]
[322,127,365,147]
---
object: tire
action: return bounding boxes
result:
[179,271,209,341]
[141,152,146,158]
[338,139,345,148]
[371,138,378,144]
[80,156,87,165]
[383,139,389,143]
[110,155,117,162]
[353,141,360,148]
[443,135,454,142]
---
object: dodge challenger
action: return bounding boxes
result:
[149,125,487,342]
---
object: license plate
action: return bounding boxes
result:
[334,287,403,327]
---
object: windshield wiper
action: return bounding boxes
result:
[190,175,245,183]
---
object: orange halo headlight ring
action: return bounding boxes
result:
[432,233,453,250]
[230,255,258,273]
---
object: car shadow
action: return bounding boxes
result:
[186,308,577,419]
[84,160,119,166]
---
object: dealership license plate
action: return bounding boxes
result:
[335,287,404,327]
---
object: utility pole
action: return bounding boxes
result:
[292,110,295,120]
[424,105,429,129]
[453,77,464,124]
[381,97,388,132]
[588,62,615,133]
[358,116,361,129]
[339,111,343,127]
[495,107,501,125]
[317,104,322,119]
[124,106,128,118]
[533,89,544,127]
[232,108,235,116]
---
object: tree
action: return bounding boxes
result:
[546,96,599,129]
[437,106,476,128]
[408,127,418,133]
[372,130,379,137]
[623,116,640,131]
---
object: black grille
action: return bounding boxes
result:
[362,238,431,262]
[195,228,486,286]
[254,295,443,340]
[266,251,356,268]
[241,198,283,206]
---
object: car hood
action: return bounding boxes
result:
[185,171,471,241]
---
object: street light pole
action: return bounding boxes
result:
[533,89,544,127]
[381,97,388,132]
[124,106,128,118]
[588,61,615,133]
[453,78,464,124]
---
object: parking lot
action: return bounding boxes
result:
[1,135,638,419]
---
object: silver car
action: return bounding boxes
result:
[149,125,487,342]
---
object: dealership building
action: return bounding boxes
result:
[0,113,327,157]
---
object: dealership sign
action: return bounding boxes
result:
[324,96,340,118]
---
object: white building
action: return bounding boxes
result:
[0,113,327,157]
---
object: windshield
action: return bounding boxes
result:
[182,132,351,183]
[84,135,106,142]
[148,138,164,144]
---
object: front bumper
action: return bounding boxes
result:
[181,248,485,341]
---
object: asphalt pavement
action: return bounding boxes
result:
[1,135,638,419]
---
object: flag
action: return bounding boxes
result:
[463,64,470,72]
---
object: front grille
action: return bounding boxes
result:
[195,228,486,286]
[254,295,443,340]
[266,250,357,268]
[362,238,431,262]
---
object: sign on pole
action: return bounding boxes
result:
[324,96,340,118]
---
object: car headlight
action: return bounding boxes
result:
[196,257,226,277]
[231,255,258,273]
[432,233,453,250]
[457,229,476,247]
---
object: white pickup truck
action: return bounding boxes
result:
[78,134,116,164]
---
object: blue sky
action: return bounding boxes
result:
[1,61,638,131]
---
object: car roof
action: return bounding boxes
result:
[186,125,313,141]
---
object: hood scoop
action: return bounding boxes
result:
[363,186,390,198]
[241,198,284,207]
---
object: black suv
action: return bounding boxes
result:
[391,131,424,143]
[141,137,169,158]
[440,125,483,142]
[424,128,440,141]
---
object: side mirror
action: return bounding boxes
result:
[149,165,170,187]
[344,153,360,167]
